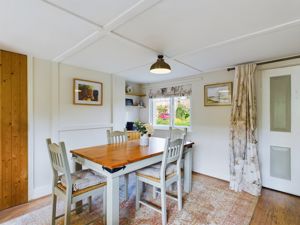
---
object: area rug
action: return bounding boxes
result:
[2,174,258,225]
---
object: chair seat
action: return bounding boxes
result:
[136,163,177,182]
[59,169,106,192]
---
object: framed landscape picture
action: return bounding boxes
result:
[204,82,232,106]
[73,79,103,106]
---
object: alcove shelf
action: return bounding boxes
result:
[125,93,146,97]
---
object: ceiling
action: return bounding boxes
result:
[1,0,300,83]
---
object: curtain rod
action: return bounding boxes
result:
[227,55,300,71]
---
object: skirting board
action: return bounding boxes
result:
[30,185,52,200]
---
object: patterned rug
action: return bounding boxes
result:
[3,174,258,225]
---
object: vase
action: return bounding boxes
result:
[140,134,149,146]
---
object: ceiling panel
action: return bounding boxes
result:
[47,0,140,26]
[177,25,300,71]
[63,35,157,73]
[115,0,300,57]
[0,0,97,59]
[116,59,200,83]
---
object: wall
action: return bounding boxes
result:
[29,58,125,199]
[141,58,300,182]
[141,70,235,181]
[125,81,145,123]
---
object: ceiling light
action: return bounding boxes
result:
[150,55,171,74]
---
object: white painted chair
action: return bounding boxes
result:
[46,139,107,225]
[169,127,187,141]
[106,128,128,144]
[106,129,129,200]
[135,137,185,225]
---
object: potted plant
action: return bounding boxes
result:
[134,121,154,146]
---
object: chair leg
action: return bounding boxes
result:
[103,188,106,225]
[88,196,92,213]
[51,193,57,225]
[124,174,129,200]
[177,176,183,210]
[64,195,72,225]
[152,187,157,199]
[136,178,142,210]
[161,185,167,225]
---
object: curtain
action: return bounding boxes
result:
[148,84,192,98]
[229,63,262,196]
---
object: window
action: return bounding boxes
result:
[150,96,191,128]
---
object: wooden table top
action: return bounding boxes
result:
[71,137,194,170]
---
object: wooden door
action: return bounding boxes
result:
[0,50,28,210]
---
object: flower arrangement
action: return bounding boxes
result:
[134,121,153,136]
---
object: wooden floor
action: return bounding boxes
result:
[250,188,300,225]
[0,176,299,225]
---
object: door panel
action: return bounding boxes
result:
[259,66,300,196]
[0,50,28,210]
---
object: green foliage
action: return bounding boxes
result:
[157,104,168,114]
[176,102,190,119]
[156,118,170,125]
[134,121,147,135]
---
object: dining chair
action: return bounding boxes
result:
[169,127,187,141]
[46,139,107,225]
[135,136,185,225]
[106,129,129,200]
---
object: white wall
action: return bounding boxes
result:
[141,70,235,181]
[29,58,125,199]
[141,58,300,182]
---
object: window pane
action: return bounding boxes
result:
[270,75,291,132]
[174,96,191,127]
[153,98,171,126]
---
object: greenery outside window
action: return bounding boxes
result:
[150,96,191,128]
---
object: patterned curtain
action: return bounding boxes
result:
[229,63,262,196]
[148,84,192,98]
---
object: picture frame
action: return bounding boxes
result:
[73,78,103,106]
[204,82,233,106]
[125,98,134,106]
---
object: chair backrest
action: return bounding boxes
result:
[169,127,187,141]
[46,138,72,189]
[106,128,128,144]
[160,135,185,180]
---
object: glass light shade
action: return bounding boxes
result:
[150,55,171,74]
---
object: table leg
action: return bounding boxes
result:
[74,160,83,214]
[184,150,192,193]
[107,176,119,225]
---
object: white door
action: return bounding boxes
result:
[259,66,300,196]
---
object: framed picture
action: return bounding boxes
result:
[125,98,134,106]
[73,79,103,106]
[204,82,232,106]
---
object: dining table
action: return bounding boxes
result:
[71,137,194,225]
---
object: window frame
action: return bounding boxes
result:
[149,96,192,130]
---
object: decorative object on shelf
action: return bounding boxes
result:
[148,84,192,98]
[204,82,232,106]
[73,79,103,106]
[126,85,133,93]
[134,121,154,146]
[150,55,171,74]
[125,98,134,106]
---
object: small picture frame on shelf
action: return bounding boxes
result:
[125,98,134,106]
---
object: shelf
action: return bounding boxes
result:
[125,93,146,97]
[126,105,146,109]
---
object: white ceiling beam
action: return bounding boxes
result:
[40,0,163,63]
[40,0,201,73]
[104,0,162,31]
[53,31,106,62]
[40,0,103,29]
[172,18,300,61]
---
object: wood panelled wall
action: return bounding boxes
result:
[0,50,28,210]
